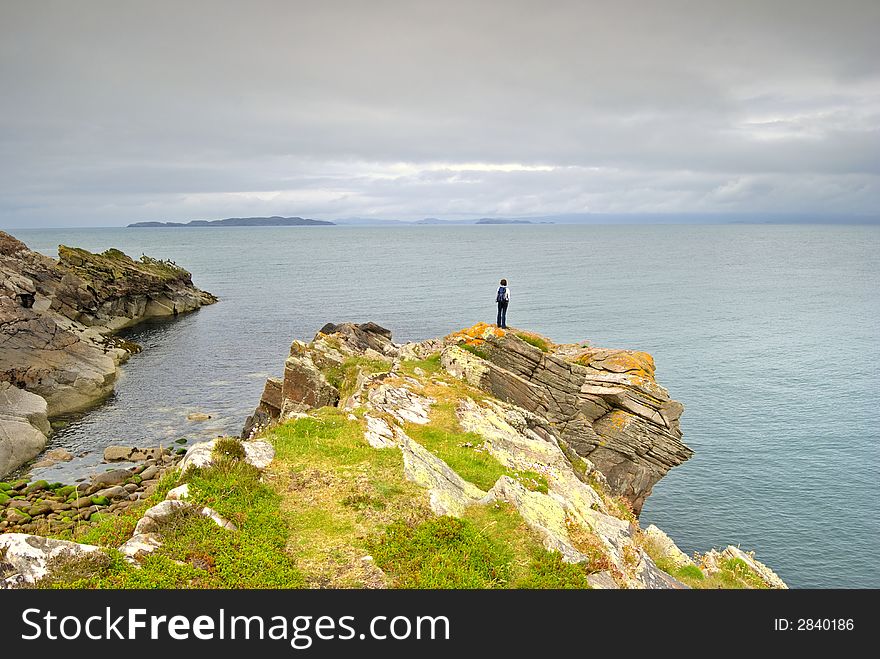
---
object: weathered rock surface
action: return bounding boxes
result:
[0,533,107,588]
[441,324,693,514]
[0,230,215,477]
[0,383,51,477]
[242,322,396,438]
[701,545,788,589]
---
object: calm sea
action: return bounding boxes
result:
[7,224,879,588]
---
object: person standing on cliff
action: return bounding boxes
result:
[496,278,510,329]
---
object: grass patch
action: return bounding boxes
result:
[264,410,432,587]
[40,459,305,589]
[324,356,392,399]
[460,343,490,360]
[370,503,595,589]
[405,402,507,491]
[405,401,550,495]
[212,437,246,461]
[514,332,550,352]
[399,353,442,377]
[368,516,511,588]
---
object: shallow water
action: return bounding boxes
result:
[8,223,879,587]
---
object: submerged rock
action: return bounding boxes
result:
[103,445,164,462]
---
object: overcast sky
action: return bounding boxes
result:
[1,0,878,228]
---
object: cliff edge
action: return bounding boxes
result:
[0,231,216,477]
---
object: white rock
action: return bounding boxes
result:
[134,499,190,535]
[200,506,237,531]
[178,438,275,473]
[165,483,190,500]
[399,432,485,516]
[721,545,788,589]
[363,415,398,448]
[643,524,694,569]
[0,534,104,587]
[118,533,163,563]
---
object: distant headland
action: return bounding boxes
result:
[128,216,335,228]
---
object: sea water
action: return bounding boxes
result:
[8,223,879,588]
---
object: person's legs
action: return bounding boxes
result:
[500,302,508,328]
[496,302,503,327]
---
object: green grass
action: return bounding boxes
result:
[514,333,550,352]
[405,402,550,494]
[212,437,246,461]
[263,410,432,587]
[368,516,511,588]
[324,356,392,399]
[369,504,595,589]
[399,353,443,377]
[460,343,490,360]
[405,403,508,491]
[36,458,305,589]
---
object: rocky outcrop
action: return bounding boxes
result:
[440,324,692,514]
[248,321,690,515]
[242,322,394,438]
[0,230,216,477]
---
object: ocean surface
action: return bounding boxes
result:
[6,224,878,588]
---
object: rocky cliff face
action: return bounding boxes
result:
[439,323,692,514]
[0,231,216,477]
[243,322,783,589]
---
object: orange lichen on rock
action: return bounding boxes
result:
[600,409,635,432]
[446,322,506,346]
[574,350,656,379]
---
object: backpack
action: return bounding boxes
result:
[496,286,508,303]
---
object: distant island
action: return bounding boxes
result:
[474,218,533,225]
[128,216,335,228]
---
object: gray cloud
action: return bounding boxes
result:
[1,0,878,227]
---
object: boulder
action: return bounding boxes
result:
[643,524,694,570]
[282,354,339,410]
[0,383,50,477]
[178,438,275,474]
[0,533,106,588]
[91,469,132,487]
[315,322,397,356]
[31,447,74,469]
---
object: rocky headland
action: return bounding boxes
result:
[0,312,786,590]
[0,231,216,477]
[236,321,784,589]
